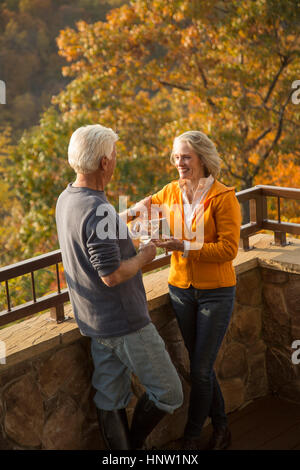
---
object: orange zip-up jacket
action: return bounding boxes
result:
[151,179,242,289]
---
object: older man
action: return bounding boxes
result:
[55,124,183,450]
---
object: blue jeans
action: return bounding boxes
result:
[91,322,183,413]
[168,284,235,438]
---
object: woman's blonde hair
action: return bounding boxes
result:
[170,130,221,179]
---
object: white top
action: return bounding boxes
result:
[181,175,214,257]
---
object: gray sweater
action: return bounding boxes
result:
[55,184,150,338]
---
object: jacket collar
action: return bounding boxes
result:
[205,180,235,200]
[173,179,235,201]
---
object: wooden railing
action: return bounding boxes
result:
[237,185,300,250]
[0,250,68,327]
[0,185,299,327]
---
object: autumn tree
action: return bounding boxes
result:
[4,0,300,259]
[55,0,300,188]
[0,127,22,265]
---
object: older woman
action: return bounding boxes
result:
[136,130,241,450]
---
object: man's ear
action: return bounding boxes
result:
[99,156,108,171]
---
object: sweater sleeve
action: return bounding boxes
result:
[85,208,121,277]
[150,184,170,206]
[188,190,241,263]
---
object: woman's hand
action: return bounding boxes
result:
[119,195,152,223]
[129,195,152,217]
[151,237,184,252]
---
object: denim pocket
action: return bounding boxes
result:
[97,336,122,350]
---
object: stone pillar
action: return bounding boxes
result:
[262,269,300,403]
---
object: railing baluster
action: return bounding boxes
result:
[5,280,11,312]
[31,271,36,302]
[249,199,256,223]
[56,263,61,294]
[277,196,281,223]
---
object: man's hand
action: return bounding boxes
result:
[152,238,184,252]
[101,241,156,287]
[138,241,156,264]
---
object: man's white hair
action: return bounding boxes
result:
[68,124,119,174]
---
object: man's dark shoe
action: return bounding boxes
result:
[206,426,231,450]
[181,437,202,450]
[130,392,166,449]
[97,408,131,450]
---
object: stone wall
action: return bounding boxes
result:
[0,337,101,450]
[261,268,300,403]
[0,263,299,450]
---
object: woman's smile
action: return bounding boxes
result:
[173,141,205,183]
[178,167,191,176]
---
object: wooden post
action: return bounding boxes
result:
[50,304,65,323]
[239,237,250,251]
[274,231,287,246]
[255,194,268,228]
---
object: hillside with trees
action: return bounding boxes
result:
[0,0,126,137]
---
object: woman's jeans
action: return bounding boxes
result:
[168,284,236,439]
